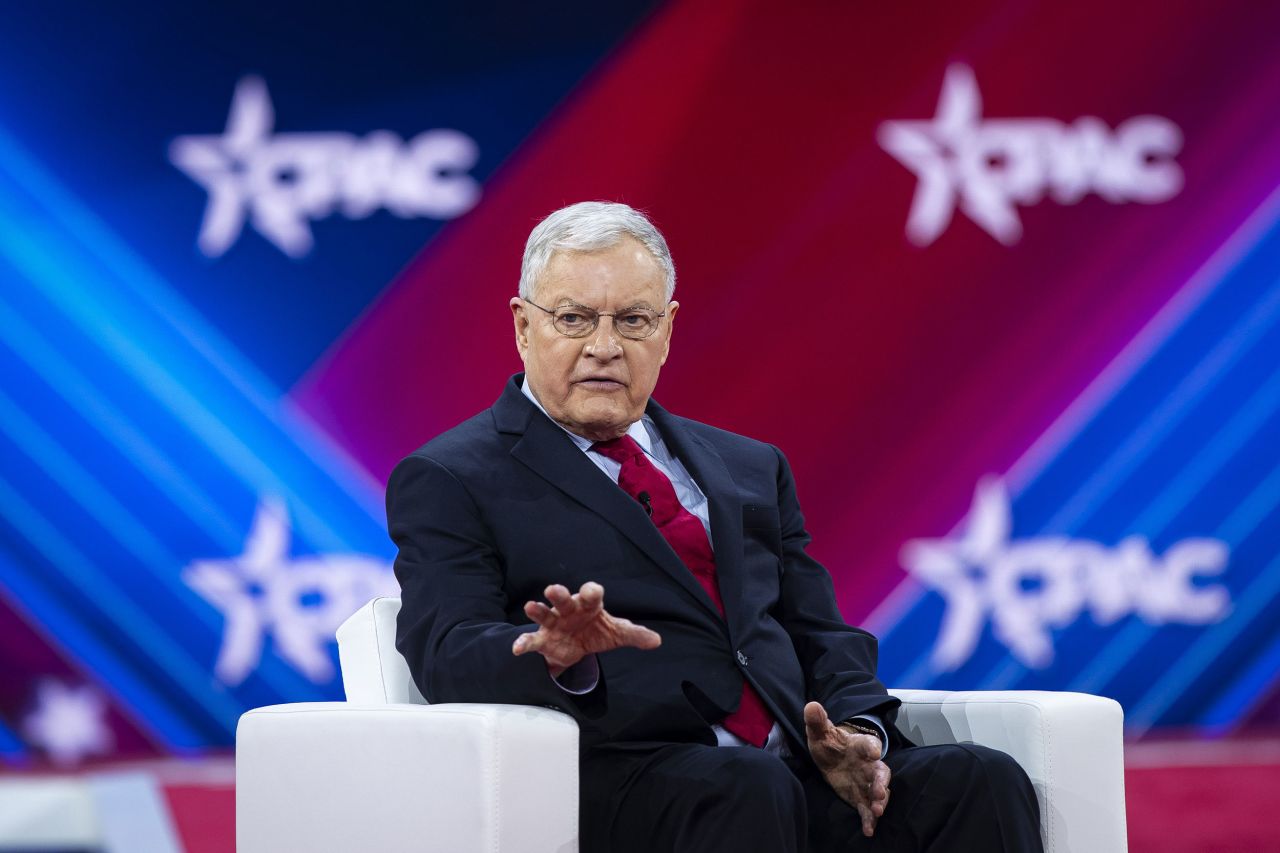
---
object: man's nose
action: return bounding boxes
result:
[583,318,622,358]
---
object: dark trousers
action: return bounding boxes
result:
[581,741,1043,853]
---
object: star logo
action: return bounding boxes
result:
[900,478,1230,671]
[184,497,397,685]
[23,680,114,766]
[170,76,481,257]
[899,477,1013,669]
[877,64,1183,246]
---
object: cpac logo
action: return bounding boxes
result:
[184,497,397,685]
[878,64,1183,246]
[170,77,481,258]
[900,478,1230,670]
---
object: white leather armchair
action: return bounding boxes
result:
[236,597,1128,852]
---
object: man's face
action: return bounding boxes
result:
[511,237,678,441]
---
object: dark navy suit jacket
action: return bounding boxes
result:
[388,374,901,758]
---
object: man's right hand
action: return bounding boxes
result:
[512,581,662,677]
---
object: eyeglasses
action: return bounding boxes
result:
[523,299,668,340]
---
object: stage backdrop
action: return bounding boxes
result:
[1,0,1279,766]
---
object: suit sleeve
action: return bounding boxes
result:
[387,453,604,714]
[768,445,901,730]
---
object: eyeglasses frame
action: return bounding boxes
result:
[521,298,670,340]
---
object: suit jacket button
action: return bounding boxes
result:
[736,650,749,666]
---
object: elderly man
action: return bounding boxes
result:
[388,202,1042,852]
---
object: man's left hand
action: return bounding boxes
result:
[804,701,891,837]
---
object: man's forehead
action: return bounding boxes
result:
[543,240,660,273]
[536,244,665,305]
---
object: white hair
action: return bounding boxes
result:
[518,201,676,301]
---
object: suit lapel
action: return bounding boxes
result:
[494,378,723,620]
[646,401,748,635]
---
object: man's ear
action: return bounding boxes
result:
[511,297,530,361]
[659,301,678,366]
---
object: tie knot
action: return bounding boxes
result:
[592,434,644,464]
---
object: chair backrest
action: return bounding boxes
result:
[335,597,427,705]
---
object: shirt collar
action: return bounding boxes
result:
[521,377,655,455]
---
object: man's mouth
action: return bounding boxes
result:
[574,376,626,391]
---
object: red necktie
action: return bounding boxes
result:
[593,435,774,747]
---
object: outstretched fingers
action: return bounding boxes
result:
[543,584,573,610]
[512,600,556,655]
[541,582,603,627]
[512,627,542,655]
[577,581,604,606]
[512,581,661,660]
[614,616,662,650]
[523,599,556,626]
[565,582,605,626]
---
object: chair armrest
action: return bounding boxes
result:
[889,689,1127,853]
[236,702,579,853]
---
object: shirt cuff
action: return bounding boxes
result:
[551,654,600,694]
[846,714,889,759]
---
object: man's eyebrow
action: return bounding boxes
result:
[549,300,658,311]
